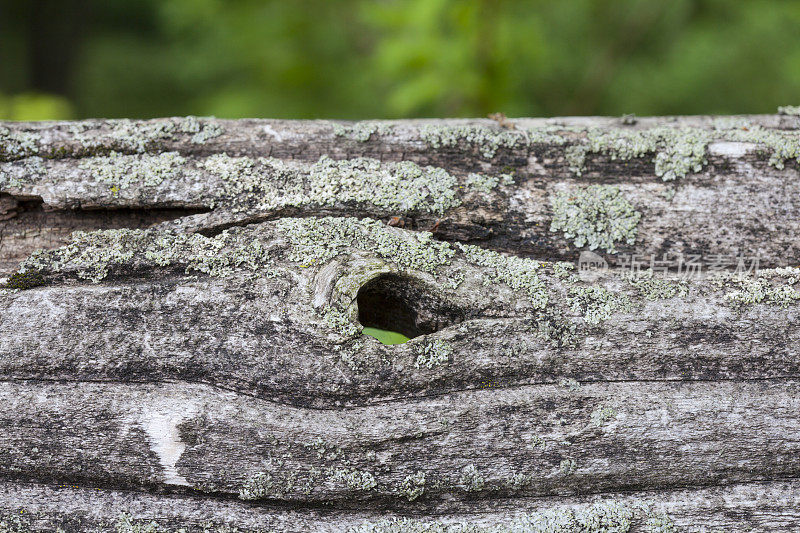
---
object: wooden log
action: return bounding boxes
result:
[1,115,799,531]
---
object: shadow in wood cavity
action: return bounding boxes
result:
[356,273,464,343]
[0,194,209,276]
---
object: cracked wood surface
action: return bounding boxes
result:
[1,114,799,275]
[1,115,799,532]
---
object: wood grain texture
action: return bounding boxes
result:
[1,379,799,501]
[2,479,800,532]
[1,115,799,531]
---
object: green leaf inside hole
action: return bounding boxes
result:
[362,327,410,345]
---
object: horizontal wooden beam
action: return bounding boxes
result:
[2,115,799,531]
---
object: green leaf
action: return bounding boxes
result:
[362,327,410,345]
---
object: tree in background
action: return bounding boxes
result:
[1,0,799,120]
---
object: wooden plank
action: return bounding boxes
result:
[1,220,798,405]
[0,380,798,505]
[1,115,799,531]
[2,115,800,272]
[1,479,800,532]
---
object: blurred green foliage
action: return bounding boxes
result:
[1,0,799,120]
[0,93,74,121]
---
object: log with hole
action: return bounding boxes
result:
[1,114,799,531]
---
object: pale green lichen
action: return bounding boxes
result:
[200,153,256,183]
[115,514,166,533]
[778,105,800,116]
[0,126,40,159]
[115,512,257,532]
[0,514,258,533]
[304,437,344,461]
[347,499,675,532]
[19,228,276,282]
[568,285,629,325]
[307,156,460,214]
[333,121,393,142]
[68,117,223,154]
[79,151,186,190]
[559,459,577,476]
[204,154,461,216]
[278,217,454,273]
[725,280,800,307]
[335,338,387,372]
[760,266,800,282]
[322,305,361,337]
[550,185,641,253]
[0,156,45,188]
[559,378,581,391]
[177,115,224,144]
[464,172,514,193]
[458,464,485,492]
[18,217,461,285]
[646,514,677,533]
[0,515,35,533]
[528,435,546,448]
[71,120,174,153]
[590,406,618,426]
[420,124,524,159]
[420,124,565,159]
[238,472,274,500]
[720,125,800,170]
[624,271,688,300]
[534,317,579,348]
[565,121,800,179]
[456,243,548,308]
[499,340,527,359]
[330,468,378,491]
[423,124,568,159]
[552,261,575,279]
[238,464,310,501]
[567,127,710,181]
[504,472,535,491]
[443,269,466,290]
[399,471,426,501]
[414,339,453,369]
[722,268,800,307]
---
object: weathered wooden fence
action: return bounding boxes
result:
[1,114,799,531]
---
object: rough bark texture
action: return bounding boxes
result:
[1,115,799,532]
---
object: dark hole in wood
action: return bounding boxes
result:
[356,273,464,339]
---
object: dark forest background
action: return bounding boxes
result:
[1,0,799,120]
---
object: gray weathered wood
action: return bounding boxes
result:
[2,115,799,273]
[1,115,799,531]
[3,479,800,532]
